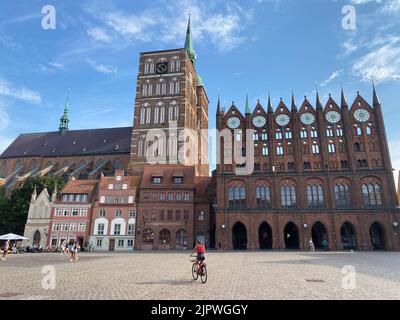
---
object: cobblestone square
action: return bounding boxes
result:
[0,251,399,300]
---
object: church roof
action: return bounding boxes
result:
[0,127,133,159]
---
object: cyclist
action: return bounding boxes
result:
[190,240,205,274]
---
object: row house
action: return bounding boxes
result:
[89,170,141,251]
[48,180,98,249]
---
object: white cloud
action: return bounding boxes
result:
[351,0,382,4]
[87,0,252,52]
[87,60,118,75]
[87,27,112,43]
[382,0,400,13]
[0,105,9,131]
[351,37,400,83]
[320,70,343,87]
[0,77,41,104]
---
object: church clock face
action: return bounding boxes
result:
[300,113,315,125]
[325,111,341,124]
[156,62,168,74]
[354,109,370,123]
[275,114,290,127]
[227,117,241,129]
[252,115,266,128]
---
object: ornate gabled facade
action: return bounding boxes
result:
[216,87,400,251]
[22,186,54,248]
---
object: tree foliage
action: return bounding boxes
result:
[0,176,66,235]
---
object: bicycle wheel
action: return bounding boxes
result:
[192,263,199,280]
[200,265,207,284]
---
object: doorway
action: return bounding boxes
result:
[284,222,299,249]
[232,222,247,250]
[259,222,273,249]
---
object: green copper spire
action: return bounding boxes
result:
[59,96,69,133]
[245,93,251,114]
[184,14,197,65]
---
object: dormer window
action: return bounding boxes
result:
[173,177,183,184]
[153,177,162,184]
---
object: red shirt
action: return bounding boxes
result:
[196,244,205,254]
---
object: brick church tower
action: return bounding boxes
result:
[128,17,209,177]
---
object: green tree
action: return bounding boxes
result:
[0,176,66,235]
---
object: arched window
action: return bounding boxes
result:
[262,145,268,156]
[312,144,320,154]
[154,106,159,124]
[356,127,362,136]
[362,183,383,206]
[366,126,372,135]
[175,81,180,94]
[175,58,181,72]
[335,183,351,207]
[149,62,155,73]
[228,185,246,208]
[142,80,152,96]
[256,184,271,208]
[280,185,296,208]
[328,143,336,153]
[276,132,283,140]
[355,142,364,152]
[140,107,146,124]
[169,81,175,95]
[253,131,259,141]
[326,129,334,137]
[310,129,318,138]
[277,146,284,156]
[159,229,171,244]
[307,184,324,208]
[146,107,151,124]
[285,131,292,139]
[336,128,343,136]
[261,131,268,140]
[300,130,307,139]
[144,59,154,75]
[176,229,187,246]
[160,105,166,124]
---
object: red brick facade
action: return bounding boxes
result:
[215,90,400,251]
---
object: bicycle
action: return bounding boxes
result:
[190,255,207,284]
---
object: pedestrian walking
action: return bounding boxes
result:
[309,239,315,252]
[60,240,67,255]
[70,241,79,262]
[1,240,10,261]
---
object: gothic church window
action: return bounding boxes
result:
[307,184,324,208]
[280,185,296,208]
[334,183,351,207]
[362,183,382,206]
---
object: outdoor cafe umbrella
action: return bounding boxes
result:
[0,233,29,241]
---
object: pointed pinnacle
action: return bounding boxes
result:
[291,91,297,112]
[267,92,273,113]
[372,81,381,106]
[341,83,348,108]
[316,88,323,110]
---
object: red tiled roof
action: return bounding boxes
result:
[61,180,98,194]
[141,165,195,189]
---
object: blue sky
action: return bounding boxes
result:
[0,0,400,175]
